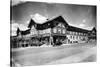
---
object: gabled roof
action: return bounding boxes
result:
[20,29,30,35]
[18,15,94,36]
[16,28,30,36]
[92,27,96,32]
[16,27,20,36]
[28,19,36,28]
[28,16,68,30]
[50,15,68,26]
[27,15,92,33]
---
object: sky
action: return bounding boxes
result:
[10,0,96,36]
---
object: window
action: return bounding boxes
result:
[58,28,61,33]
[48,23,50,26]
[62,29,66,34]
[84,33,86,36]
[81,33,83,35]
[53,28,57,33]
[58,23,62,27]
[79,33,81,35]
[70,31,72,34]
[62,24,65,28]
[72,32,74,35]
[75,32,77,35]
[67,31,70,34]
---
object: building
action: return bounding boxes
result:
[11,16,96,48]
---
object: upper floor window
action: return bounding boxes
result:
[79,33,81,35]
[68,31,71,34]
[72,32,75,35]
[75,32,77,35]
[53,28,57,33]
[83,33,85,35]
[58,28,61,33]
[62,29,66,34]
[69,31,73,34]
[62,24,65,28]
[58,23,65,28]
[80,33,83,35]
[58,23,62,27]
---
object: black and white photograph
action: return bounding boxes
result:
[10,0,97,67]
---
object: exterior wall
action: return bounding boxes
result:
[88,31,96,42]
[11,22,96,48]
[38,28,51,35]
[66,31,88,43]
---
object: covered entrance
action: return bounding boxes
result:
[52,35,66,46]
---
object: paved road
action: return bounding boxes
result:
[11,42,96,66]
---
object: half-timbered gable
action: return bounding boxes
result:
[52,23,66,35]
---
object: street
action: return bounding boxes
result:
[11,42,96,66]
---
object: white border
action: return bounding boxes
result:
[22,0,98,5]
[0,0,100,67]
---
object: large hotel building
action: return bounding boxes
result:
[11,16,96,48]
